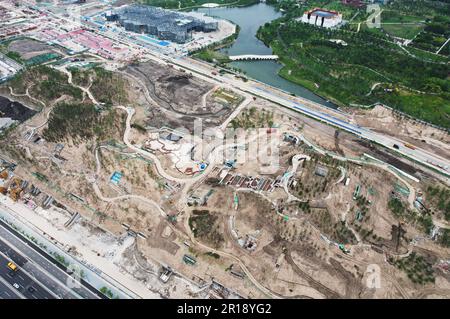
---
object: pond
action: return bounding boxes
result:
[196,3,337,108]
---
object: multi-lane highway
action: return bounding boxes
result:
[0,249,55,299]
[0,219,101,299]
[0,275,23,299]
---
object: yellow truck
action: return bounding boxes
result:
[7,262,18,271]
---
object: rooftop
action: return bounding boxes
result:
[306,8,340,18]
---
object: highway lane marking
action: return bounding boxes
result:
[0,223,94,299]
[0,242,59,299]
[0,211,103,299]
[0,274,25,299]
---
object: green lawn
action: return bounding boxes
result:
[381,10,424,24]
[257,19,450,128]
[382,23,424,39]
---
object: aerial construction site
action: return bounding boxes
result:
[0,0,449,301]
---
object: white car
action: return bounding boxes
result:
[12,283,20,289]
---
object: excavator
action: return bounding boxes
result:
[8,177,23,202]
[0,170,8,180]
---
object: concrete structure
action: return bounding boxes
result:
[106,5,218,44]
[300,8,343,29]
[0,53,21,83]
[160,132,183,142]
[315,165,329,177]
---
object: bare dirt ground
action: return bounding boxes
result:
[176,101,450,298]
[125,61,240,131]
[260,100,444,182]
[7,38,59,60]
[349,105,450,159]
[2,57,449,299]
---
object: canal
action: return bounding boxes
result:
[196,3,336,108]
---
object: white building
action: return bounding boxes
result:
[300,8,343,28]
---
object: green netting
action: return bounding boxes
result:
[395,183,410,196]
[25,53,60,66]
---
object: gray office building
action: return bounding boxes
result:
[105,5,218,43]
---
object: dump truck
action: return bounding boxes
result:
[404,143,416,150]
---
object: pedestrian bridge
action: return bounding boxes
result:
[229,54,279,61]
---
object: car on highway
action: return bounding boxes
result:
[12,283,20,289]
[7,261,18,271]
[28,286,36,293]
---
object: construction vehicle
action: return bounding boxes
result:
[353,184,361,200]
[7,262,18,271]
[9,177,23,202]
[9,187,22,201]
[404,143,416,150]
[338,244,350,254]
[0,170,8,180]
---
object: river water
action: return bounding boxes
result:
[196,3,336,108]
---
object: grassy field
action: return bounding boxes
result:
[385,1,450,53]
[257,10,450,128]
[193,49,230,63]
[382,23,424,39]
[387,0,450,18]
